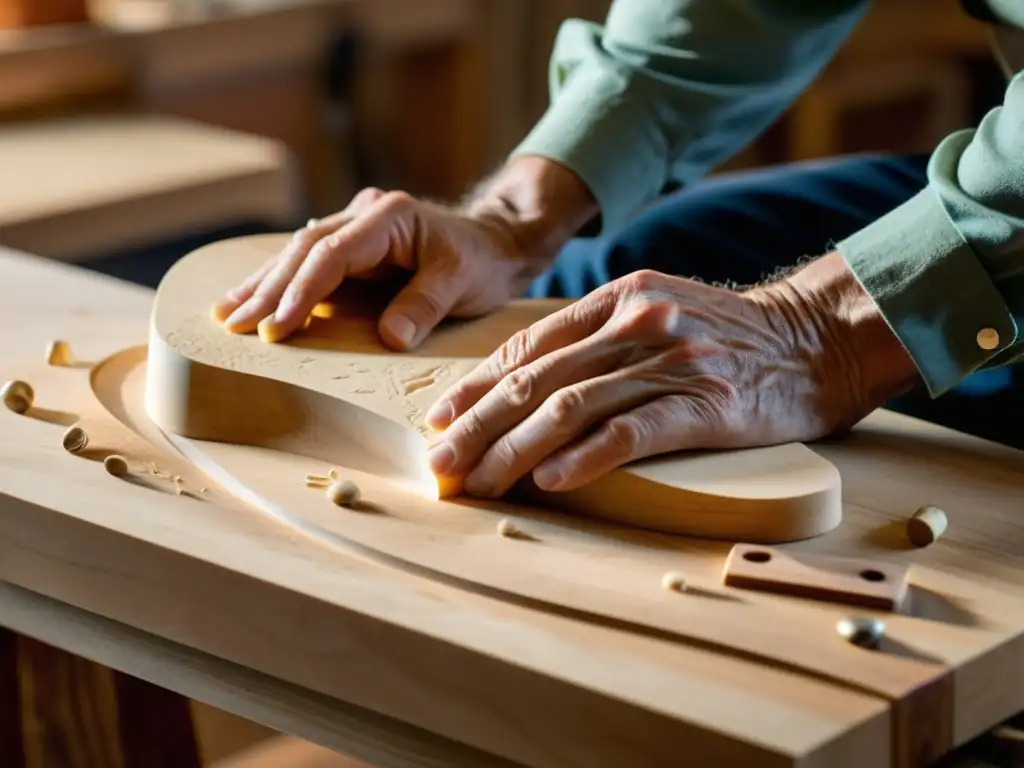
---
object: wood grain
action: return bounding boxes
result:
[0,244,892,767]
[7,238,1024,764]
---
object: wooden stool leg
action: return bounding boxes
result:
[0,628,25,767]
[0,628,200,768]
[114,668,202,768]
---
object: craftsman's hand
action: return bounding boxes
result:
[210,156,598,350]
[424,254,920,497]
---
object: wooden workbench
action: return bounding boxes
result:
[3,240,1024,768]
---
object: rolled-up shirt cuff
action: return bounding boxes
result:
[508,22,669,235]
[836,185,1019,398]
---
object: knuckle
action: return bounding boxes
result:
[454,407,491,453]
[546,387,587,428]
[319,228,350,253]
[500,369,534,407]
[306,234,345,265]
[613,298,672,339]
[402,284,447,323]
[624,269,664,296]
[492,435,523,466]
[603,416,646,454]
[357,186,385,203]
[291,227,319,249]
[496,329,532,374]
[379,190,414,215]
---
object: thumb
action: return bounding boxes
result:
[379,262,465,350]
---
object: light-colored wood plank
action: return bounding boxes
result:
[0,243,893,767]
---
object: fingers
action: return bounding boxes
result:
[532,394,722,491]
[459,364,673,498]
[425,331,627,486]
[212,187,386,338]
[378,260,463,350]
[255,191,418,342]
[424,288,619,430]
[210,254,280,323]
[221,230,322,335]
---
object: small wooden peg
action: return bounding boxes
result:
[326,478,361,507]
[661,572,687,593]
[103,455,129,477]
[46,339,72,366]
[1,380,33,414]
[906,505,947,547]
[61,425,88,452]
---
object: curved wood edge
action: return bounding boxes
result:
[145,235,843,543]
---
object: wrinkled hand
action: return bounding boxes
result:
[423,264,914,498]
[211,187,533,350]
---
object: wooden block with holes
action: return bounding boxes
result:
[722,544,910,612]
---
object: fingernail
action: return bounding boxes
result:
[425,400,453,430]
[385,314,416,348]
[534,464,564,491]
[257,316,286,344]
[210,302,233,324]
[427,442,455,475]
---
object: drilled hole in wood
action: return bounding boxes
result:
[860,569,886,582]
[742,550,772,564]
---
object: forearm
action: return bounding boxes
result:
[460,155,599,269]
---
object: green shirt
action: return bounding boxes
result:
[511,0,1024,398]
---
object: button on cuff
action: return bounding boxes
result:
[977,327,1000,350]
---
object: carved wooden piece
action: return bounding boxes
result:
[145,233,842,543]
[722,544,911,612]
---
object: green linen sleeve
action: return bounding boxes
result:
[509,0,871,233]
[837,69,1024,397]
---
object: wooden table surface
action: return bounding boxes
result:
[3,241,1024,768]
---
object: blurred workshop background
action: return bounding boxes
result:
[0,0,1007,765]
[0,0,1005,286]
